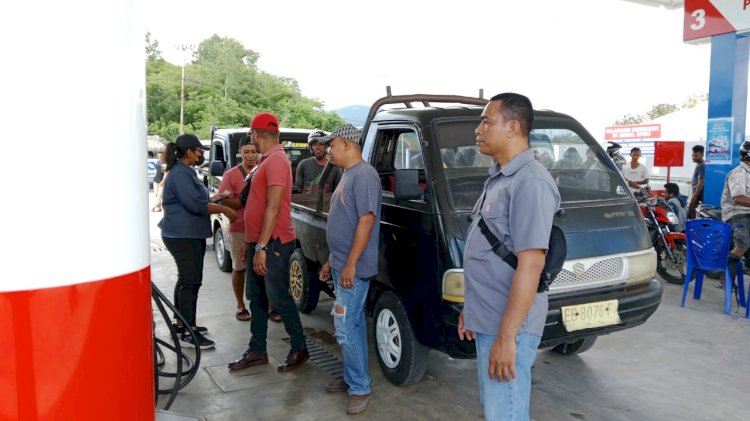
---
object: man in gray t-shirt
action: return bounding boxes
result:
[458,93,560,421]
[318,123,381,415]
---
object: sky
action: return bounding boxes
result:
[144,0,712,139]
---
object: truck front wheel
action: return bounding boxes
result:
[213,227,232,273]
[289,249,319,313]
[373,291,429,386]
[551,336,597,356]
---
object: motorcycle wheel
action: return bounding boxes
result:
[656,243,687,284]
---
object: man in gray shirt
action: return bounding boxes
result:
[318,123,381,415]
[458,93,560,421]
[720,141,750,286]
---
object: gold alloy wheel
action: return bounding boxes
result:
[289,260,303,301]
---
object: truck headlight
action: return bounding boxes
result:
[442,269,465,302]
[667,211,678,225]
[626,249,657,284]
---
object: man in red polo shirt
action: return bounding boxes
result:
[227,113,309,373]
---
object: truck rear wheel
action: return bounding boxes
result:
[213,227,232,273]
[373,291,428,386]
[289,249,319,313]
[551,336,597,356]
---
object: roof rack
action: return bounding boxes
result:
[362,94,488,138]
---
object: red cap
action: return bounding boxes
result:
[250,113,280,131]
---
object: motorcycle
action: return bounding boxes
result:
[635,190,687,284]
[696,203,722,221]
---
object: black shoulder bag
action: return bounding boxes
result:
[477,215,567,293]
[238,165,257,206]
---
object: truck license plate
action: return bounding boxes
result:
[561,299,621,332]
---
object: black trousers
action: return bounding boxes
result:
[245,239,306,352]
[162,237,206,328]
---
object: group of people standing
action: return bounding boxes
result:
[158,94,735,419]
[157,113,381,415]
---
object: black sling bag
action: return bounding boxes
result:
[477,215,567,293]
[238,165,258,206]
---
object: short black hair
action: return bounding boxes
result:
[240,134,252,147]
[630,147,641,155]
[664,182,680,196]
[489,92,534,136]
[692,145,704,154]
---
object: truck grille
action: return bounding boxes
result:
[551,257,624,289]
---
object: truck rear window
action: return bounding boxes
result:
[434,120,630,209]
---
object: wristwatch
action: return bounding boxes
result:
[254,243,267,253]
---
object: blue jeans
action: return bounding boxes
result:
[331,271,371,396]
[475,332,541,421]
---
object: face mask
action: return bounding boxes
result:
[195,154,205,166]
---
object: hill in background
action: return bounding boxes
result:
[335,105,369,127]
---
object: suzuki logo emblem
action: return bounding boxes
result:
[573,263,585,277]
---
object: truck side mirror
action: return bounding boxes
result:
[393,169,422,200]
[210,160,225,176]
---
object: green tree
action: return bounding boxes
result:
[145,34,344,141]
[646,103,677,121]
[145,31,162,61]
[612,93,708,126]
[613,114,645,125]
[681,93,708,109]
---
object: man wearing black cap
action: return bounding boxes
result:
[228,113,309,373]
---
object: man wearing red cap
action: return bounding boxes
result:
[228,113,309,373]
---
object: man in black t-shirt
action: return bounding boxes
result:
[688,145,705,219]
[295,130,342,194]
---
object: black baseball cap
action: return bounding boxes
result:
[175,134,209,152]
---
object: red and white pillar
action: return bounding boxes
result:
[1,1,154,420]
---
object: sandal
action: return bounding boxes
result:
[268,310,282,323]
[236,308,251,321]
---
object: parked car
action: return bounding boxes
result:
[206,126,314,272]
[147,155,159,189]
[289,94,662,386]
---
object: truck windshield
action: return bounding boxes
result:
[434,120,630,209]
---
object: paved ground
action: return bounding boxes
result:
[147,196,749,421]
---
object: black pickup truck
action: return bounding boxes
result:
[289,94,662,386]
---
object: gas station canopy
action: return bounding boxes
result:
[623,0,684,9]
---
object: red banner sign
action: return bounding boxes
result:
[654,141,685,167]
[604,124,661,141]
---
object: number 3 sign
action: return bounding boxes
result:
[684,0,750,42]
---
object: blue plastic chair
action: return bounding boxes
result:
[681,219,746,315]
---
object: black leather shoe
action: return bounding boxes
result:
[227,350,269,371]
[277,349,309,373]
